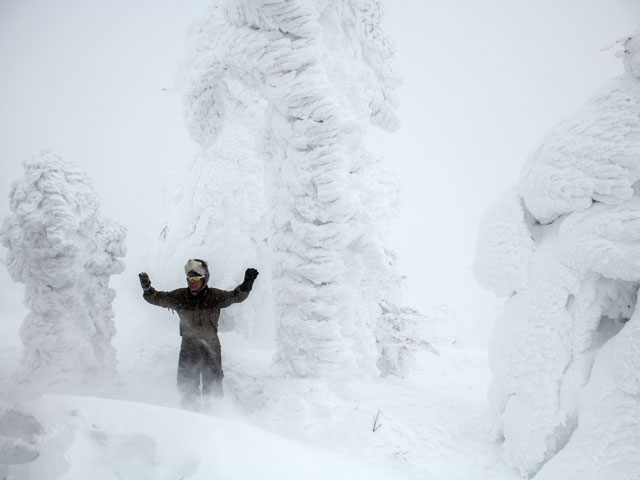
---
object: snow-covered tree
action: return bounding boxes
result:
[0,150,126,396]
[474,34,640,478]
[157,0,418,378]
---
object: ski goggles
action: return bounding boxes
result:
[186,275,204,282]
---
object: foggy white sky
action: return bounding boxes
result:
[375,0,639,319]
[0,0,639,330]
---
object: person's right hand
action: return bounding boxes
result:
[139,272,151,291]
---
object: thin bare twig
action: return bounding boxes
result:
[372,409,382,432]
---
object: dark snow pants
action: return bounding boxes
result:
[177,336,223,405]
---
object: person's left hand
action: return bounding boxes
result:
[240,268,259,292]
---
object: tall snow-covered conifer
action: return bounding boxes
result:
[0,151,126,396]
[474,34,640,478]
[159,0,416,377]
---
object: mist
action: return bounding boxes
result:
[1,2,639,479]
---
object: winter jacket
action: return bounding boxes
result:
[143,286,248,338]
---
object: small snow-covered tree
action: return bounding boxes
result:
[0,150,126,396]
[474,34,640,478]
[160,0,419,378]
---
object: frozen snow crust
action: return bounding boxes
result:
[474,35,640,478]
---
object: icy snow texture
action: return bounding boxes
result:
[475,35,640,477]
[0,151,126,397]
[534,309,640,480]
[519,77,640,224]
[473,190,535,297]
[164,0,416,378]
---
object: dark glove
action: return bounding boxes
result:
[239,268,259,292]
[139,272,151,291]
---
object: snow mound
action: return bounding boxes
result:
[534,310,640,480]
[0,395,402,480]
[475,31,640,478]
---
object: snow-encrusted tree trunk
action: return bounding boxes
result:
[0,151,126,396]
[162,0,416,378]
[474,35,640,478]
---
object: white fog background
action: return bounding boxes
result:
[2,2,640,479]
[1,0,639,343]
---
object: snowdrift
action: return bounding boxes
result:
[0,395,402,480]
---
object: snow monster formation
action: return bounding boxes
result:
[474,36,640,478]
[158,0,416,378]
[0,151,126,396]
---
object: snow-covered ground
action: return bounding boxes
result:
[1,290,518,479]
[0,264,517,479]
[1,395,399,480]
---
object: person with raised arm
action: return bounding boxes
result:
[139,259,258,410]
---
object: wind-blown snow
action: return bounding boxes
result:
[0,395,402,480]
[0,337,519,480]
[474,34,640,478]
